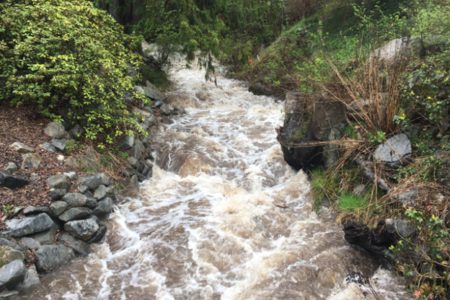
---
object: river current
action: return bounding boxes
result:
[20,61,409,299]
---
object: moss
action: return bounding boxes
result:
[338,193,368,212]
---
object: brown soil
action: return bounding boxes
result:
[0,106,70,216]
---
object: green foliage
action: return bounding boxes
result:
[0,0,145,145]
[338,193,368,212]
[367,130,387,145]
[389,209,449,299]
[310,168,338,208]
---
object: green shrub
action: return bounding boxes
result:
[0,0,145,146]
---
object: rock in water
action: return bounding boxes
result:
[64,219,99,241]
[0,260,26,289]
[374,134,411,164]
[35,245,74,273]
[0,172,29,189]
[59,233,90,256]
[6,213,55,238]
[93,197,114,217]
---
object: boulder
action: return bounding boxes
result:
[79,173,110,191]
[374,134,412,164]
[59,233,90,256]
[131,139,146,161]
[35,245,74,273]
[370,37,411,63]
[49,201,68,216]
[88,225,107,243]
[62,193,87,207]
[46,174,70,190]
[44,122,66,139]
[85,197,98,209]
[121,135,135,150]
[94,185,108,200]
[21,153,41,169]
[28,225,58,245]
[395,189,418,205]
[49,188,67,201]
[39,142,56,152]
[277,92,346,170]
[17,265,40,291]
[0,260,26,289]
[141,80,165,102]
[51,139,67,152]
[248,82,274,97]
[23,206,50,216]
[59,207,92,222]
[64,219,99,241]
[9,142,34,154]
[0,172,29,189]
[0,245,24,268]
[0,239,22,252]
[6,213,55,238]
[3,162,18,174]
[385,219,416,238]
[93,197,114,217]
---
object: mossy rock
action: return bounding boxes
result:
[0,246,24,268]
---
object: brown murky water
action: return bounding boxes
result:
[19,62,409,299]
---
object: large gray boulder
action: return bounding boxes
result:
[0,259,26,289]
[93,197,114,217]
[64,219,99,241]
[44,122,66,139]
[35,245,74,273]
[59,233,90,256]
[374,134,412,164]
[0,172,29,189]
[63,193,87,207]
[6,213,55,238]
[58,207,92,222]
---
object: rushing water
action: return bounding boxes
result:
[19,62,410,299]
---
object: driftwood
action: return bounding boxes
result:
[354,155,390,192]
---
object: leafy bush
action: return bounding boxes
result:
[0,0,145,146]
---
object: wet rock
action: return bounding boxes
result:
[343,221,388,257]
[249,82,274,96]
[0,245,24,268]
[88,224,107,243]
[51,138,67,152]
[3,162,18,174]
[64,219,99,241]
[58,233,90,256]
[49,188,67,201]
[17,265,40,291]
[62,193,87,207]
[0,172,29,189]
[160,103,175,116]
[93,197,114,217]
[196,91,210,101]
[59,207,92,222]
[9,142,34,154]
[0,290,19,298]
[395,189,418,205]
[39,142,56,152]
[49,201,68,216]
[46,174,70,190]
[44,122,66,139]
[6,213,55,238]
[374,134,411,164]
[0,260,26,289]
[277,93,346,170]
[21,153,41,169]
[35,245,74,273]
[23,206,50,216]
[345,272,368,285]
[18,237,40,250]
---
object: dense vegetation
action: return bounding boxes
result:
[0,0,145,147]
